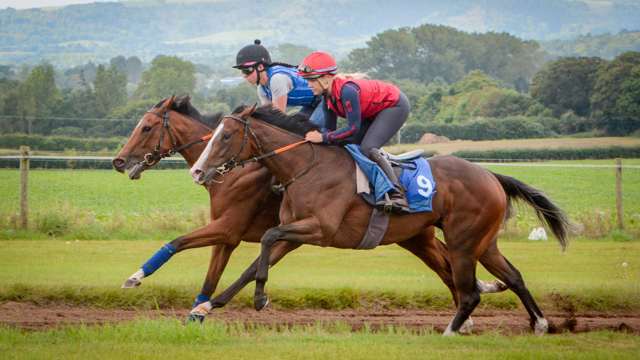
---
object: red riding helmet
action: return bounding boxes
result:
[297,51,338,79]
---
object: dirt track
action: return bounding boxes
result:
[1,301,638,334]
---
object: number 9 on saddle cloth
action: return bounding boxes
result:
[345,144,436,213]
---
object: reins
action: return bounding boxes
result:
[214,114,316,188]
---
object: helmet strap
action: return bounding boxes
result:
[317,76,332,95]
[258,63,273,86]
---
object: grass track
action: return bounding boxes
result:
[1,320,639,359]
[0,240,638,311]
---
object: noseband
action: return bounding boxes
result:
[214,114,263,175]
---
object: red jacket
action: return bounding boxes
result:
[326,77,401,119]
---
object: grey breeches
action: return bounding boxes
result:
[360,92,410,157]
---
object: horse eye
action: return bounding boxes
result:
[142,126,152,132]
[223,133,231,141]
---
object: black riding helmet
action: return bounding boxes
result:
[233,39,271,68]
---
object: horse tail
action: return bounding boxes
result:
[491,172,570,250]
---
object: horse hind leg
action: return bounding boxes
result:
[442,252,481,336]
[442,214,505,336]
[396,233,474,334]
[479,243,548,335]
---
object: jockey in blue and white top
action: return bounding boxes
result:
[233,39,325,128]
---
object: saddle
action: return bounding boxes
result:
[385,149,425,163]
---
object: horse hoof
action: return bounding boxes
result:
[254,295,269,311]
[186,313,206,324]
[459,318,474,334]
[477,279,508,294]
[121,278,141,289]
[534,318,549,336]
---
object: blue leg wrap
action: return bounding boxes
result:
[192,293,210,308]
[141,243,177,276]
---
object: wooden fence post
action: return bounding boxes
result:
[19,146,29,229]
[615,158,623,230]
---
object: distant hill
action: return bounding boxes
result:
[1,0,639,67]
[541,30,640,59]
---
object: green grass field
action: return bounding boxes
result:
[1,320,639,359]
[0,240,638,311]
[386,136,640,155]
[1,159,638,240]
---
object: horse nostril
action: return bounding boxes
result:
[191,168,203,181]
[112,158,125,172]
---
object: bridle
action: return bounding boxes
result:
[136,109,212,168]
[213,114,316,188]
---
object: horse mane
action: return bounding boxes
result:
[153,95,223,129]
[232,104,319,137]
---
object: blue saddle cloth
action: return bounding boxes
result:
[344,144,436,213]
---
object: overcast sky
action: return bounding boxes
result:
[0,0,117,9]
[0,0,626,10]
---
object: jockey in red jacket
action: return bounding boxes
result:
[298,51,411,213]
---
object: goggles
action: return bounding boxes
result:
[239,67,255,76]
[298,64,314,74]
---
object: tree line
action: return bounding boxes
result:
[1,24,639,142]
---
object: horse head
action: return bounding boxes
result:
[113,95,220,179]
[190,104,258,184]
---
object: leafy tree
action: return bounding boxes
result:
[57,86,98,119]
[109,55,127,74]
[410,79,450,123]
[271,43,314,66]
[135,56,196,100]
[125,56,143,84]
[0,78,19,116]
[94,64,127,117]
[432,71,534,123]
[592,52,640,118]
[344,24,544,88]
[108,99,157,120]
[211,83,256,110]
[16,64,61,134]
[530,57,604,117]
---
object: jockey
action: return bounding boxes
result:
[298,51,411,213]
[233,40,325,128]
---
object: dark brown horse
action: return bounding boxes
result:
[190,105,570,335]
[113,96,503,324]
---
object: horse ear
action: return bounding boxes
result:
[239,103,257,118]
[164,95,176,109]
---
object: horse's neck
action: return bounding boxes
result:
[252,120,350,187]
[175,119,211,167]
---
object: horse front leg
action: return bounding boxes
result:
[191,243,239,308]
[122,221,233,288]
[189,241,302,320]
[254,218,323,311]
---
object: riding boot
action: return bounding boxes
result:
[368,148,410,213]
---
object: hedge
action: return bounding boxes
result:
[422,116,555,141]
[452,146,640,161]
[0,134,124,152]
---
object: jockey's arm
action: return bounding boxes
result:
[322,83,361,143]
[268,73,292,112]
[272,95,288,113]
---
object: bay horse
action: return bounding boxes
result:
[190,105,570,335]
[112,96,504,324]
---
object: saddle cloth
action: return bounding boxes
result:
[345,144,437,213]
